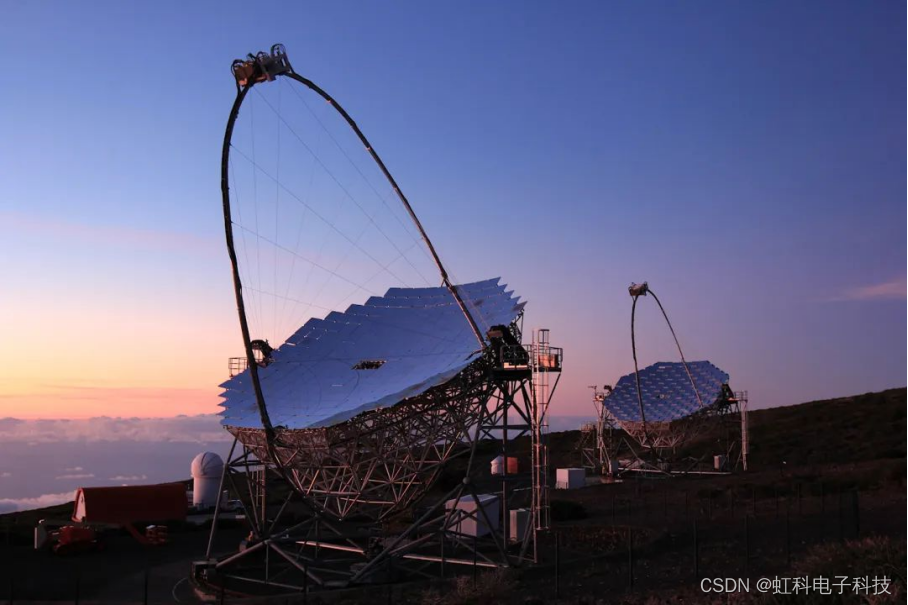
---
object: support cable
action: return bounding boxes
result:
[629,282,704,447]
[280,78,434,266]
[229,145,414,290]
[284,71,486,349]
[253,85,434,289]
[220,47,487,508]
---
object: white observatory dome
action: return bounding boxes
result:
[191,452,224,508]
[191,452,224,478]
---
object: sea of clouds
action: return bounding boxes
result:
[0,415,231,444]
[0,415,231,514]
[0,413,594,514]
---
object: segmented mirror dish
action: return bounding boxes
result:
[219,278,524,429]
[602,361,729,423]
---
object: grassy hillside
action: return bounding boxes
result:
[3,387,904,525]
[746,387,905,466]
[553,387,907,471]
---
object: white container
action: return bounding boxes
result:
[445,494,499,537]
[555,468,585,490]
[191,452,224,508]
[714,455,727,471]
[509,508,531,542]
[34,522,47,550]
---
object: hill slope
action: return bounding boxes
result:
[746,387,905,467]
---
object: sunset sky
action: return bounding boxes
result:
[1,1,904,420]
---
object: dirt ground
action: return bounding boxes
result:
[1,388,904,603]
[1,459,902,604]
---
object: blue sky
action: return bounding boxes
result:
[1,1,904,420]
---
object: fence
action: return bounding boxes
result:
[539,479,888,601]
[0,481,896,604]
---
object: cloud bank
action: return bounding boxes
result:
[0,414,231,444]
[0,491,75,514]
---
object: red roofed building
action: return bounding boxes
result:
[72,483,187,543]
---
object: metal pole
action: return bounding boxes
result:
[693,519,699,580]
[555,532,561,597]
[852,490,860,538]
[627,527,634,588]
[785,508,791,569]
[472,535,478,586]
[265,541,270,587]
[207,438,237,559]
[440,530,446,579]
[740,393,749,471]
[838,491,844,542]
[502,381,509,545]
[744,515,749,575]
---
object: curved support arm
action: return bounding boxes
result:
[647,290,704,409]
[220,80,285,475]
[629,284,704,446]
[220,49,487,498]
[284,72,486,350]
[630,295,650,440]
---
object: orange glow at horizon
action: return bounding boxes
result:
[2,275,243,420]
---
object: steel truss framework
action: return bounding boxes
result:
[589,387,747,477]
[228,360,491,522]
[578,421,598,471]
[202,44,564,594]
[197,333,562,593]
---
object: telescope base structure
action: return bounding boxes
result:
[594,391,748,477]
[227,361,491,523]
[197,346,562,594]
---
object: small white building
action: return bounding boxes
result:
[555,468,585,490]
[508,508,531,542]
[445,494,499,537]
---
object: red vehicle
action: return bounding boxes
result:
[52,525,106,555]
